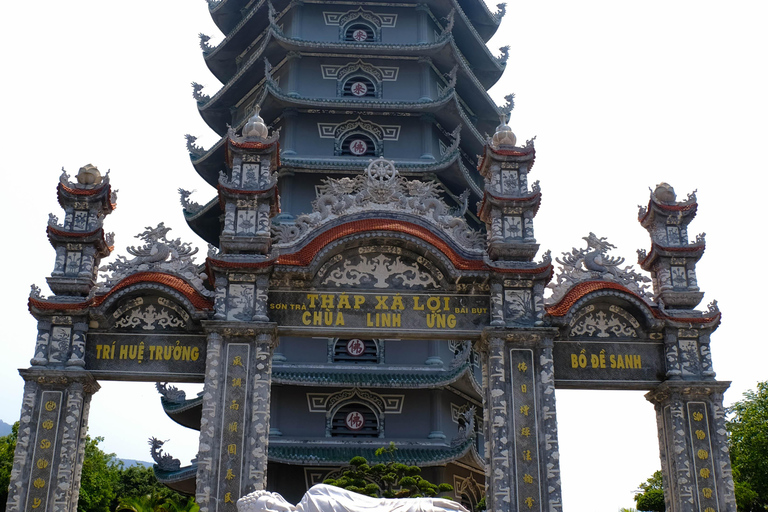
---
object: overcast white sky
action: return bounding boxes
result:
[1,2,767,511]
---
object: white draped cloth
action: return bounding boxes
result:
[237,484,470,512]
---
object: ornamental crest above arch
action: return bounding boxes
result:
[271,158,483,253]
[336,59,384,83]
[306,387,404,416]
[94,223,212,299]
[323,8,398,29]
[321,60,399,82]
[547,232,652,304]
[317,117,400,143]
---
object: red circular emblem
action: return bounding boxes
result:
[349,139,368,155]
[352,29,368,42]
[345,411,365,430]
[350,82,368,97]
[346,339,365,356]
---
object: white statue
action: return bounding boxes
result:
[237,484,470,512]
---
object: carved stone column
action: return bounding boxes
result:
[196,323,278,512]
[478,329,562,512]
[646,381,736,512]
[6,370,99,512]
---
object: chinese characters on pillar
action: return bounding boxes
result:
[510,350,541,512]
[217,344,250,510]
[688,402,719,512]
[26,391,62,512]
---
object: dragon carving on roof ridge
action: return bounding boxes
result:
[94,223,212,297]
[547,232,652,304]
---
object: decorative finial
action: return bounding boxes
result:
[491,112,516,148]
[76,164,102,186]
[243,105,269,139]
[653,183,677,203]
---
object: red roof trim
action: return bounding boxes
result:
[639,242,706,267]
[58,182,109,196]
[228,139,278,150]
[207,257,276,269]
[47,226,103,238]
[28,297,90,311]
[546,281,652,317]
[276,219,487,271]
[484,190,541,203]
[91,272,213,310]
[217,183,276,196]
[488,264,553,276]
[226,139,281,168]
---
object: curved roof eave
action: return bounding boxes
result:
[257,83,487,153]
[454,0,502,40]
[268,436,477,466]
[209,0,253,34]
[205,0,502,83]
[205,0,272,83]
[190,136,228,188]
[198,30,503,134]
[184,196,222,247]
[155,437,479,492]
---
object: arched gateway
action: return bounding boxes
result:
[9,3,734,512]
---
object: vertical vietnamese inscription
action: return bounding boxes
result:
[215,344,250,512]
[688,402,719,512]
[510,349,541,512]
[25,391,62,512]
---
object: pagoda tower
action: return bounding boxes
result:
[161,0,512,507]
[7,2,738,512]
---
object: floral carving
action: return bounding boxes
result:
[113,305,185,330]
[272,158,483,252]
[570,309,638,338]
[321,254,439,289]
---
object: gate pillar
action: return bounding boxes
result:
[478,329,562,512]
[646,381,736,512]
[195,323,278,512]
[5,369,99,512]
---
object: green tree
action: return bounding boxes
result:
[77,436,123,512]
[114,464,189,505]
[633,470,665,512]
[727,381,768,511]
[116,494,198,512]
[323,443,453,500]
[0,426,190,512]
[0,423,19,509]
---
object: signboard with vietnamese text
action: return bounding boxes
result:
[85,332,207,382]
[553,340,665,390]
[268,290,490,338]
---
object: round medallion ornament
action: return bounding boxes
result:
[346,339,366,356]
[349,139,368,155]
[352,29,368,42]
[345,411,365,430]
[350,82,368,97]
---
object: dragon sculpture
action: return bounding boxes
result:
[148,437,181,472]
[547,232,652,304]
